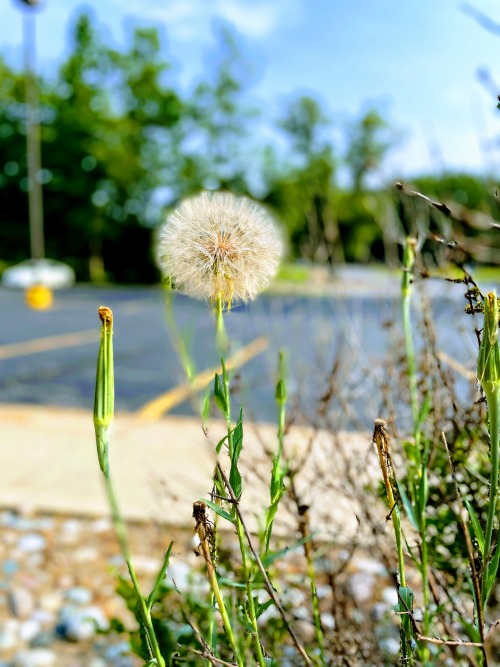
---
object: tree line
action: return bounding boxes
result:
[1,13,498,283]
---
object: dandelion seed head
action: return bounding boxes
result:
[158,191,282,305]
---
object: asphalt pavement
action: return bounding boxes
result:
[0,272,481,428]
[0,268,488,529]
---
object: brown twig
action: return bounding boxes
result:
[173,581,238,667]
[215,463,313,666]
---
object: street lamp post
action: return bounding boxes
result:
[18,0,45,260]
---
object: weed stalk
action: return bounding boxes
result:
[93,307,166,667]
[401,239,431,653]
[477,292,500,611]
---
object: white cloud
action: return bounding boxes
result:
[215,1,280,38]
[116,0,302,41]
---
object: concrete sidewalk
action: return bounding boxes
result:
[1,404,379,541]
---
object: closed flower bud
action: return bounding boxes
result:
[477,292,500,401]
[93,306,114,476]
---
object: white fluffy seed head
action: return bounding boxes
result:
[158,191,283,306]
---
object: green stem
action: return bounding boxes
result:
[102,471,165,667]
[235,520,266,667]
[401,239,430,655]
[203,547,243,667]
[482,391,500,608]
[298,517,325,666]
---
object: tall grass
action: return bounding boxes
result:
[90,187,500,665]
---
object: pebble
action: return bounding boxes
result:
[321,612,335,629]
[65,586,93,606]
[17,534,46,553]
[71,546,100,563]
[19,619,41,642]
[57,605,109,641]
[381,586,398,606]
[90,518,111,533]
[29,631,54,648]
[379,636,400,656]
[0,619,19,650]
[349,571,376,605]
[12,649,57,667]
[3,559,19,577]
[8,587,35,619]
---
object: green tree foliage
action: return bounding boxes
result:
[179,25,257,196]
[264,96,341,264]
[345,108,395,192]
[1,13,183,282]
[0,57,30,264]
[1,11,498,282]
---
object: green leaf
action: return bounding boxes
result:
[270,456,285,501]
[417,470,429,517]
[202,499,236,525]
[213,373,228,415]
[256,599,274,618]
[415,393,432,432]
[464,499,484,555]
[147,542,173,610]
[201,391,210,426]
[461,618,482,644]
[229,408,244,498]
[262,535,312,568]
[485,541,500,603]
[398,586,413,612]
[215,434,228,454]
[396,480,418,530]
[217,578,246,589]
[239,616,255,634]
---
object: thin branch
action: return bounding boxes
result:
[173,580,238,667]
[216,463,313,666]
[395,181,500,231]
[441,432,486,653]
[184,647,238,667]
[417,634,483,648]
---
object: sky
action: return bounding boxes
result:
[1,0,500,181]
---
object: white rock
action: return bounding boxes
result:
[63,606,109,641]
[349,572,375,605]
[65,587,93,606]
[321,612,335,630]
[71,546,99,562]
[0,619,20,650]
[12,649,56,667]
[381,586,398,606]
[19,619,41,642]
[17,534,46,553]
[8,587,35,619]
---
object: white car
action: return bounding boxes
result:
[2,259,75,289]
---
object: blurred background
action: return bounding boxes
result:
[1,0,500,283]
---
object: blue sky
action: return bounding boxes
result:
[2,0,500,181]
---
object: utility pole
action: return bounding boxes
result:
[18,0,45,260]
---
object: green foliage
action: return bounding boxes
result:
[4,11,500,278]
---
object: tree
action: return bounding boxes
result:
[345,108,395,192]
[264,96,341,263]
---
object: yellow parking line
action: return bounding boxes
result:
[0,330,99,360]
[138,336,269,421]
